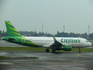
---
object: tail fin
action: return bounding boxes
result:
[5,21,22,37]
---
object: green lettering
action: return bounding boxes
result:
[61,39,80,43]
[68,39,72,43]
[61,39,64,43]
[74,39,77,43]
[78,39,80,43]
[64,39,66,43]
[66,39,68,43]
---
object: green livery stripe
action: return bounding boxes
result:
[9,27,18,32]
[5,21,22,37]
[12,32,21,35]
[52,35,56,41]
[6,21,13,26]
[23,38,37,45]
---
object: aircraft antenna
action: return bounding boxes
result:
[63,25,65,32]
[88,25,90,35]
[42,23,44,33]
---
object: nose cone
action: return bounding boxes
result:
[88,42,92,46]
[90,42,92,46]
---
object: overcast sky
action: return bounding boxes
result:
[0,0,93,34]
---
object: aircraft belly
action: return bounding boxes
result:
[66,43,83,48]
[71,43,85,48]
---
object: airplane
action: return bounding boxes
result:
[3,21,92,53]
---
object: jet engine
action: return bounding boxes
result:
[62,45,72,51]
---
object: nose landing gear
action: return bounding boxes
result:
[79,48,81,53]
[46,48,56,53]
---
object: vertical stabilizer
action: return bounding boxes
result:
[5,21,22,37]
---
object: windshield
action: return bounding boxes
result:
[86,40,89,42]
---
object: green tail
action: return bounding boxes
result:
[5,21,22,37]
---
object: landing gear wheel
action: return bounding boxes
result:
[79,48,81,53]
[46,48,49,52]
[79,50,81,53]
[52,49,55,53]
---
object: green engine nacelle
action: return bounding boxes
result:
[62,45,72,51]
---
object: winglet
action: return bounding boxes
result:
[52,35,57,41]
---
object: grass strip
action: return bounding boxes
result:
[0,47,93,52]
[0,56,39,59]
[56,48,93,52]
[0,56,11,59]
[0,47,46,51]
[12,57,39,59]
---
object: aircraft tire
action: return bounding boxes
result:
[79,50,81,53]
[52,49,55,53]
[46,49,49,52]
[79,48,81,53]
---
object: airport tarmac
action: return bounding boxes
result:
[0,40,27,47]
[0,51,93,70]
[0,40,93,70]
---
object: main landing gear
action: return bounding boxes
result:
[52,49,55,53]
[79,48,81,53]
[46,48,56,53]
[46,48,49,52]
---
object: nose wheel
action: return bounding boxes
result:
[79,48,81,53]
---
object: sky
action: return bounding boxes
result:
[0,0,93,34]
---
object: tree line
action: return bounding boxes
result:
[0,30,93,40]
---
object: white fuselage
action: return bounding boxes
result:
[25,37,92,48]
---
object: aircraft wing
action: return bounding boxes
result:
[49,36,64,50]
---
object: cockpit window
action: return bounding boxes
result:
[86,41,88,42]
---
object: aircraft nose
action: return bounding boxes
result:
[89,42,92,46]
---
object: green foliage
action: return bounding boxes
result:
[0,30,93,39]
[55,32,88,38]
[0,47,46,51]
[0,56,11,59]
[0,56,39,59]
[89,33,93,39]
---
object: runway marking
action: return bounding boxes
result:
[26,64,74,70]
[0,62,13,64]
[12,61,84,66]
[81,61,93,63]
[0,61,86,70]
[78,54,93,58]
[12,62,84,70]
